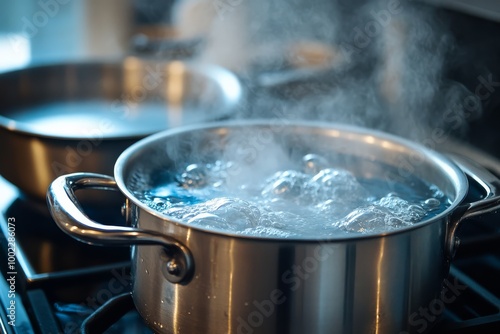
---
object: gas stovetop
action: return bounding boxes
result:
[0,147,500,334]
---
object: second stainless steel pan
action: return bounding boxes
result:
[0,58,242,204]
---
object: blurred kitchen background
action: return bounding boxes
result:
[2,0,500,154]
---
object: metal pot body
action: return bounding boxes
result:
[117,122,478,334]
[47,121,500,334]
[132,205,447,334]
[0,128,135,204]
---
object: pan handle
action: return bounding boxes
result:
[447,154,500,259]
[46,172,193,284]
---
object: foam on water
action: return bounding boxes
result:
[138,154,451,238]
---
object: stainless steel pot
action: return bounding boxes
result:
[0,59,241,203]
[46,121,500,334]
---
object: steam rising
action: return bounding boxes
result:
[174,0,480,143]
[151,0,481,235]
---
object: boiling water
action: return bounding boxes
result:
[135,154,450,238]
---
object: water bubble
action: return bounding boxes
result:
[337,194,429,233]
[302,154,329,175]
[261,170,311,200]
[170,197,260,231]
[337,205,412,233]
[273,179,295,196]
[337,206,391,233]
[187,213,231,231]
[376,195,426,223]
[423,198,441,211]
[310,168,368,203]
[178,164,207,188]
[143,197,169,212]
[316,198,358,219]
[385,216,405,227]
[259,212,288,229]
[144,183,204,210]
[408,205,427,220]
[241,226,294,238]
[212,198,261,229]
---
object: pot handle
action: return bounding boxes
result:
[46,172,193,284]
[447,154,500,258]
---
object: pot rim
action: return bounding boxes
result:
[114,119,468,242]
[0,59,241,140]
